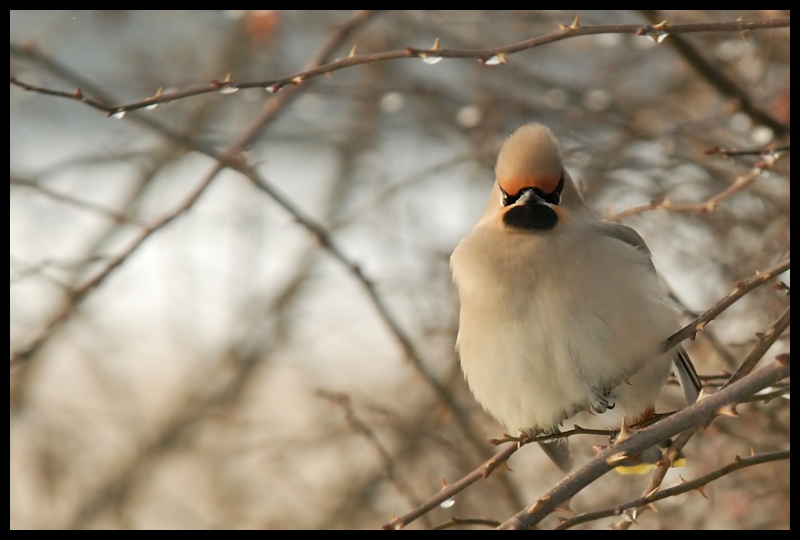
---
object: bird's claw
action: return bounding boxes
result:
[590,389,615,414]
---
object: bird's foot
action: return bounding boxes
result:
[590,388,615,414]
[489,431,532,446]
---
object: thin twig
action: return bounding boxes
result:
[704,144,790,158]
[10,176,136,224]
[384,258,789,530]
[605,151,785,221]
[430,517,501,530]
[662,257,790,352]
[497,356,789,529]
[607,298,791,529]
[639,10,789,136]
[9,11,376,368]
[383,440,524,530]
[10,18,790,114]
[608,427,699,530]
[725,306,790,388]
[556,449,790,529]
[316,390,428,524]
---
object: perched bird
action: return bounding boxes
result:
[450,123,700,472]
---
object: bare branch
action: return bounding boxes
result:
[10,17,789,114]
[10,176,137,224]
[725,306,790,388]
[430,517,501,530]
[385,256,789,529]
[316,390,428,523]
[704,144,790,158]
[383,440,524,530]
[609,427,700,530]
[610,305,791,530]
[9,10,377,368]
[640,10,790,136]
[662,257,790,352]
[605,150,785,221]
[498,356,789,529]
[556,449,790,529]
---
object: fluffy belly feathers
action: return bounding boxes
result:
[452,227,676,434]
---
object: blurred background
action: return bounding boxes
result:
[10,10,789,529]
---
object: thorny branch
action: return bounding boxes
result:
[383,412,667,530]
[9,11,376,368]
[639,10,790,136]
[608,303,791,530]
[316,390,429,525]
[385,259,789,529]
[662,257,790,351]
[383,440,521,529]
[498,356,789,529]
[725,306,790,388]
[9,17,789,115]
[603,290,791,532]
[555,449,790,529]
[605,148,787,221]
[430,517,501,530]
[9,10,525,509]
[609,427,700,530]
[9,12,790,529]
[705,143,790,158]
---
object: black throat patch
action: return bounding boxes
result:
[502,202,558,231]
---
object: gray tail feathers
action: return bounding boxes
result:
[538,440,573,473]
[673,346,701,405]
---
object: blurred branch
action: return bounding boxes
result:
[10,10,525,509]
[9,10,376,369]
[68,266,312,528]
[245,170,520,493]
[704,143,790,157]
[640,10,790,137]
[430,517,501,530]
[316,390,429,525]
[10,176,137,224]
[10,17,790,114]
[9,123,212,413]
[605,150,785,221]
[498,355,790,529]
[662,257,790,352]
[725,306,790,388]
[556,449,790,530]
[384,440,523,530]
[9,160,228,367]
[579,303,791,531]
[387,257,790,529]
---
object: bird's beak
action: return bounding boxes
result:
[516,188,545,206]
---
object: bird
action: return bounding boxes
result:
[450,123,701,473]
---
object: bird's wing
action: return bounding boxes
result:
[593,222,702,405]
[593,222,654,264]
[673,345,701,404]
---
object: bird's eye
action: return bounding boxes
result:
[538,174,565,206]
[501,189,519,207]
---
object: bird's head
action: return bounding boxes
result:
[481,123,587,231]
